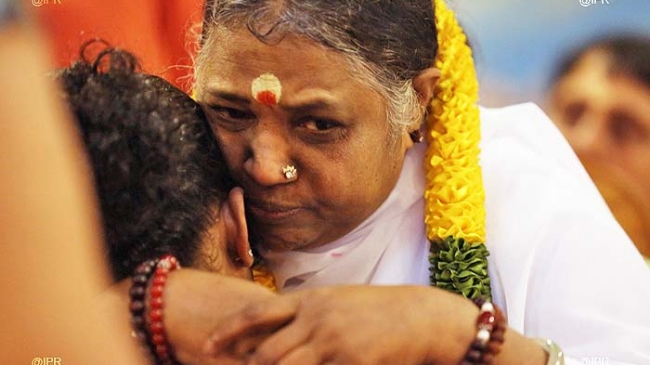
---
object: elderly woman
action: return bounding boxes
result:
[125,1,650,365]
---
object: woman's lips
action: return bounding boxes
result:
[246,199,302,221]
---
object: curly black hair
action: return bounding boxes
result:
[58,44,233,281]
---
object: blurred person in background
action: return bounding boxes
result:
[546,34,650,266]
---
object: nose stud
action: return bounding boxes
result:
[282,165,297,180]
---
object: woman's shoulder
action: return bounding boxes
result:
[480,104,641,288]
[477,101,639,276]
[478,102,597,205]
[478,104,650,346]
[479,102,584,177]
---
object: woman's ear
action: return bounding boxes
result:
[413,67,441,107]
[222,187,253,268]
[402,67,440,148]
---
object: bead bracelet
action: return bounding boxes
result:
[459,298,507,365]
[129,255,180,365]
[130,258,159,359]
[148,254,180,365]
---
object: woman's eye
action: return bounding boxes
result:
[610,112,647,145]
[297,118,347,143]
[302,119,339,131]
[205,105,256,131]
[562,102,585,127]
[210,106,254,121]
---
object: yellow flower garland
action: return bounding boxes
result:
[426,0,491,300]
[425,0,485,244]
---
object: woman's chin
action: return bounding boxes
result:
[251,226,328,252]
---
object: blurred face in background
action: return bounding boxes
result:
[547,49,650,257]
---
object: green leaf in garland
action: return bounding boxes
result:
[429,236,492,300]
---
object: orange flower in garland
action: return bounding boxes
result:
[426,0,491,300]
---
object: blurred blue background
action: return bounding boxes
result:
[453,0,650,108]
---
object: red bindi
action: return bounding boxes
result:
[251,73,282,106]
[255,90,277,106]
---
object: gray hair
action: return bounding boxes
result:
[195,0,438,137]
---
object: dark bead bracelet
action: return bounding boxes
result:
[129,259,160,363]
[459,298,507,365]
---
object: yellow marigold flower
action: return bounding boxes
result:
[425,0,486,245]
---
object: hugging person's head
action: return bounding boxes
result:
[194,0,442,251]
[59,45,252,281]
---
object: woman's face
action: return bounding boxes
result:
[195,28,411,252]
[547,50,650,199]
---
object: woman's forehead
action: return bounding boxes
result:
[197,28,372,101]
[202,27,348,76]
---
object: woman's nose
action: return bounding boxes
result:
[243,128,294,187]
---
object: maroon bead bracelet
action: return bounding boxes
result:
[459,298,507,365]
[129,254,181,365]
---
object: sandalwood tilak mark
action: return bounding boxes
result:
[251,73,282,106]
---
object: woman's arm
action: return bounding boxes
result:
[203,285,547,365]
[161,269,277,365]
